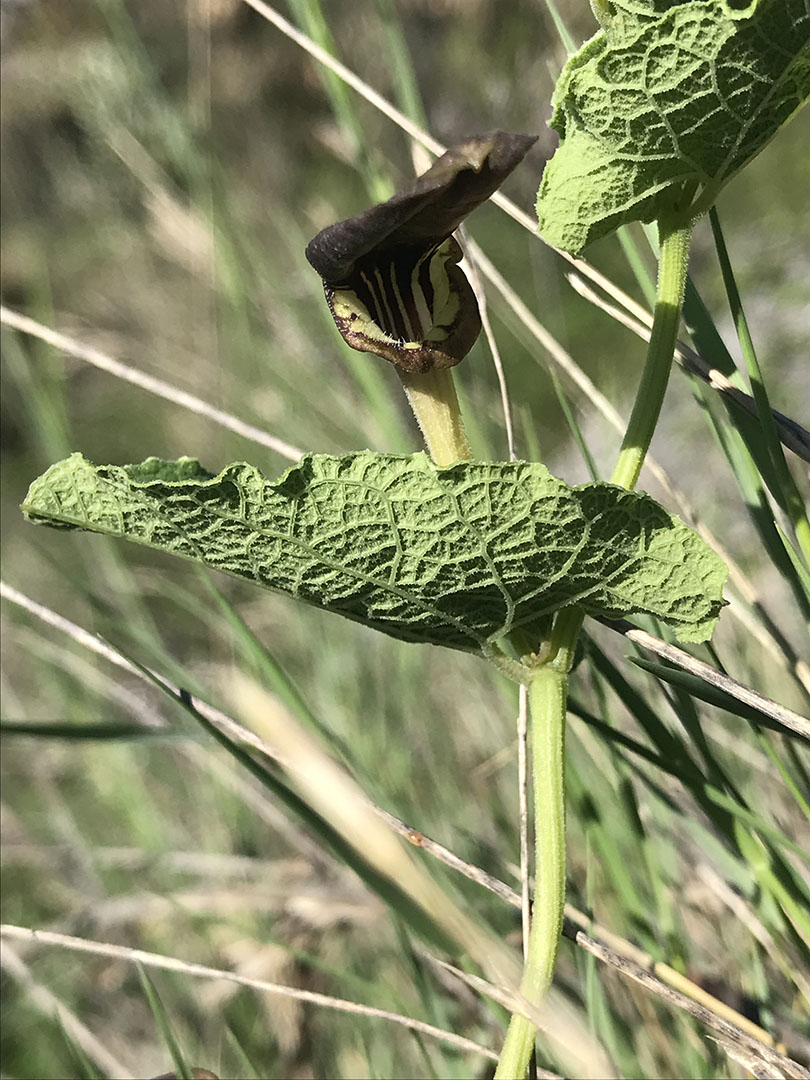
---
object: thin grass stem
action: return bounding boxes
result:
[0,307,302,460]
[0,925,498,1064]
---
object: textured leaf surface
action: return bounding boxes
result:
[537,0,810,253]
[22,452,727,648]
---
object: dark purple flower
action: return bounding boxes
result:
[306,132,537,374]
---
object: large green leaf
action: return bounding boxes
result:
[22,452,727,649]
[537,0,810,254]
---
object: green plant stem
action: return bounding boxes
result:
[611,218,693,490]
[397,360,560,1078]
[400,216,692,1080]
[495,216,694,1078]
[397,367,471,465]
[495,665,567,1080]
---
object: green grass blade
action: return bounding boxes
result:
[0,721,192,741]
[285,0,391,201]
[710,208,810,571]
[626,656,807,738]
[115,644,459,956]
[693,381,810,622]
[550,369,601,480]
[542,0,579,56]
[755,732,810,822]
[136,965,195,1080]
[57,1020,105,1080]
[682,276,743,381]
[373,0,428,128]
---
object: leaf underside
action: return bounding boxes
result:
[22,452,728,649]
[537,0,810,253]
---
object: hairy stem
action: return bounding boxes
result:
[495,216,694,1078]
[397,367,471,465]
[495,665,567,1079]
[611,218,693,490]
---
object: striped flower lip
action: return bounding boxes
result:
[305,132,537,374]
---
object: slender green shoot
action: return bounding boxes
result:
[611,218,693,490]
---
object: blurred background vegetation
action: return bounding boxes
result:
[1,1,808,1078]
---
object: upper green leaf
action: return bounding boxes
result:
[536,0,810,254]
[22,451,727,649]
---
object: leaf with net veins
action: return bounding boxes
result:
[22,452,728,650]
[537,0,810,253]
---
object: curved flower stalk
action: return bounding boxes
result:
[306,131,537,374]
